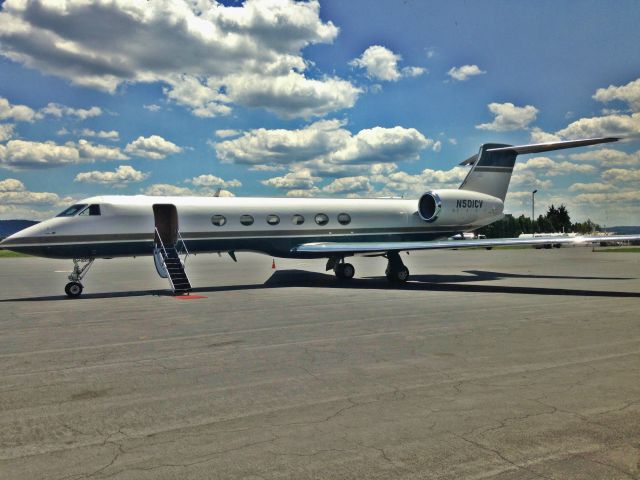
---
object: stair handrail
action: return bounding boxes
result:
[154,227,176,291]
[176,230,190,266]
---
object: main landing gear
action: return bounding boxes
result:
[327,252,410,284]
[327,257,355,280]
[385,251,410,283]
[64,258,94,298]
[334,261,355,280]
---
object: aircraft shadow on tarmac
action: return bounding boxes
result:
[1,269,639,302]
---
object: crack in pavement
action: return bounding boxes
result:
[449,431,554,480]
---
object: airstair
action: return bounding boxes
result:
[154,228,192,295]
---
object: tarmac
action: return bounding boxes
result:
[0,247,639,479]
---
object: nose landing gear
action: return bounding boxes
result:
[64,258,94,298]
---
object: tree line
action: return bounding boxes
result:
[476,204,600,238]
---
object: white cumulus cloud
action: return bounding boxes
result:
[0,97,36,122]
[601,168,640,183]
[555,112,640,139]
[0,178,70,210]
[141,183,236,197]
[593,78,640,112]
[0,139,129,169]
[37,103,102,120]
[261,169,320,190]
[0,0,357,119]
[74,165,148,185]
[568,182,614,192]
[447,64,485,81]
[285,188,320,197]
[370,166,468,197]
[142,184,195,196]
[569,148,640,167]
[215,119,431,175]
[223,71,359,119]
[76,139,129,161]
[515,156,596,177]
[0,123,15,142]
[476,102,538,131]
[0,139,80,169]
[215,129,241,138]
[78,129,119,141]
[350,45,425,82]
[322,176,372,194]
[188,174,242,188]
[125,135,182,159]
[0,178,26,191]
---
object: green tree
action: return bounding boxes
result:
[476,205,599,238]
[545,204,571,232]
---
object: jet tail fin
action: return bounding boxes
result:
[458,137,619,201]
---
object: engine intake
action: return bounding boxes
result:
[417,189,504,226]
[418,192,441,222]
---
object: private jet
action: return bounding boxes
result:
[2,137,638,298]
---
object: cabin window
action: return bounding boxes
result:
[240,215,254,226]
[79,204,101,216]
[337,213,351,225]
[315,213,329,226]
[291,214,305,225]
[56,204,88,217]
[211,215,227,226]
[266,214,280,225]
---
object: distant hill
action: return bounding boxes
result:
[604,226,640,235]
[0,220,39,239]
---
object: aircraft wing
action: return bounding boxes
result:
[292,234,640,254]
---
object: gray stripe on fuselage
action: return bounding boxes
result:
[4,230,460,259]
[2,226,470,247]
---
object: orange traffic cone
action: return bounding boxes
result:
[272,259,276,269]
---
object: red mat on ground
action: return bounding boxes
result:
[173,294,207,300]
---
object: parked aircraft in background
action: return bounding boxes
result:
[2,137,638,298]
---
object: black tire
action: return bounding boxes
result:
[65,282,83,298]
[334,263,345,279]
[342,263,355,279]
[385,266,409,283]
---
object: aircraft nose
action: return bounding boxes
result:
[1,221,45,248]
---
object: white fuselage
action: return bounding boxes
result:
[1,192,504,259]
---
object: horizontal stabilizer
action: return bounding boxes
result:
[459,137,619,166]
[487,137,619,155]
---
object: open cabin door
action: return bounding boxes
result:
[153,204,178,246]
[152,204,192,293]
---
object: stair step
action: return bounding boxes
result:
[158,243,192,292]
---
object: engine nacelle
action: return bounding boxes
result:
[418,189,503,225]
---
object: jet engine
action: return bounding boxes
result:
[418,189,504,225]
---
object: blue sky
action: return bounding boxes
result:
[0,0,639,225]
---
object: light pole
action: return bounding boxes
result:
[532,189,538,236]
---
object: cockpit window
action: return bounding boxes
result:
[57,204,88,217]
[79,204,101,216]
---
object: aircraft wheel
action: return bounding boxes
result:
[341,263,355,279]
[65,282,83,298]
[385,266,409,283]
